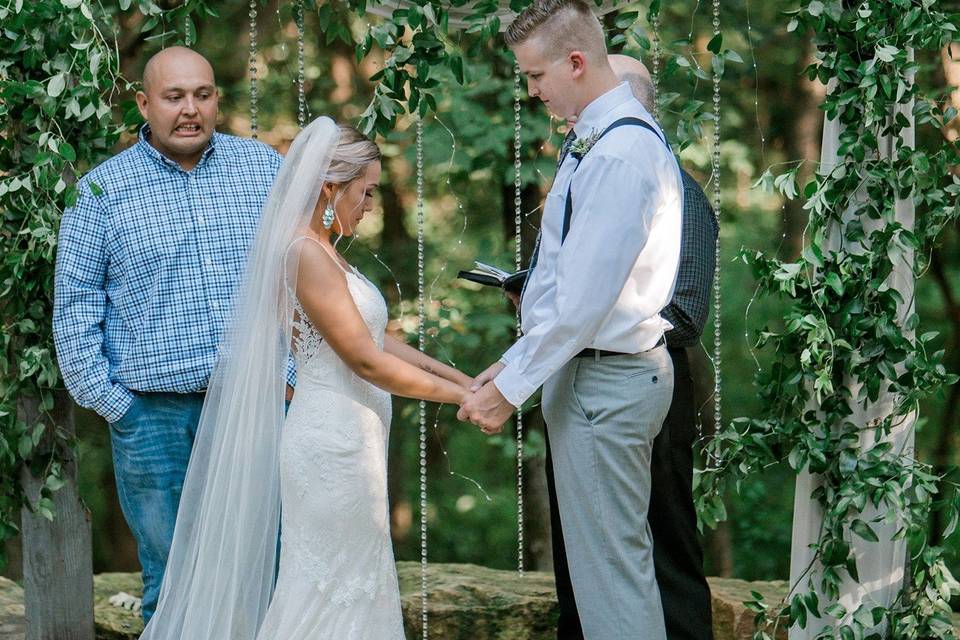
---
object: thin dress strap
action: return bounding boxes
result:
[286,234,353,276]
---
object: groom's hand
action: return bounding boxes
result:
[457,380,514,434]
[471,362,505,392]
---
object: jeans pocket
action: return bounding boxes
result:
[111,393,143,436]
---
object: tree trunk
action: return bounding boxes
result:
[782,42,826,259]
[929,246,960,544]
[521,408,553,571]
[941,44,960,150]
[19,391,94,640]
[929,45,960,543]
[382,157,416,547]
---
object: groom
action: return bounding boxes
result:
[459,1,682,638]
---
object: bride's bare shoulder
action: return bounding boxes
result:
[287,234,348,291]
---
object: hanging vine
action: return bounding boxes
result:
[697,1,960,637]
[0,0,211,567]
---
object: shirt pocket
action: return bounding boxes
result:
[112,202,183,266]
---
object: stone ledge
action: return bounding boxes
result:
[1,565,956,639]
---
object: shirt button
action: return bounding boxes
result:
[205,258,213,267]
[212,301,220,309]
[197,216,204,224]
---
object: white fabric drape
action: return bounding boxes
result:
[789,65,916,639]
[140,117,340,640]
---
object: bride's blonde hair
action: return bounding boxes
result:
[325,124,381,186]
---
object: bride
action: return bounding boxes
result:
[140,117,473,639]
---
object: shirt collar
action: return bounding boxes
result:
[572,82,634,139]
[137,123,218,172]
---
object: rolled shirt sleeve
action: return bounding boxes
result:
[494,152,679,407]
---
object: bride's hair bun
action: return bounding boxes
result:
[326,125,381,186]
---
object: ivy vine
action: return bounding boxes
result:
[697,1,960,638]
[0,0,211,567]
[9,3,955,639]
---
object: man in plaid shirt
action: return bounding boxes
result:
[53,47,286,622]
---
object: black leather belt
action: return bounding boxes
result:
[574,336,666,359]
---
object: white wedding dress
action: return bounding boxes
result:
[255,253,406,639]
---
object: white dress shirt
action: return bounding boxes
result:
[494,82,683,408]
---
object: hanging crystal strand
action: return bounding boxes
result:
[248,0,259,138]
[295,0,306,129]
[650,10,661,121]
[416,112,429,640]
[710,0,723,451]
[512,62,525,577]
[182,0,192,44]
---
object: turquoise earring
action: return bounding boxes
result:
[322,204,335,229]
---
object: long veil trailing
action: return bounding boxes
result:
[141,117,340,639]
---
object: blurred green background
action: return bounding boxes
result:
[4,0,959,587]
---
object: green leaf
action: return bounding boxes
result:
[450,55,464,85]
[614,10,638,29]
[850,519,879,542]
[58,142,76,162]
[790,594,808,628]
[707,33,722,55]
[47,73,67,98]
[45,474,65,492]
[824,272,844,296]
[876,45,899,63]
[723,49,744,64]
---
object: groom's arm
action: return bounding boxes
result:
[493,151,681,408]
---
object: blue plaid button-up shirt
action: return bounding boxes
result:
[53,125,285,423]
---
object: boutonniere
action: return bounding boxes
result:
[570,129,601,160]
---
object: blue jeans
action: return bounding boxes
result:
[109,391,204,623]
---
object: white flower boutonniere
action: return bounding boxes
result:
[570,128,601,160]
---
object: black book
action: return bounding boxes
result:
[457,261,528,295]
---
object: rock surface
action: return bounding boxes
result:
[1,565,957,639]
[0,576,26,639]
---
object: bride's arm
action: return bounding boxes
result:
[295,244,467,406]
[383,335,473,389]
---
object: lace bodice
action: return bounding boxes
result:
[291,267,389,393]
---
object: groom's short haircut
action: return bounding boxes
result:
[504,0,607,64]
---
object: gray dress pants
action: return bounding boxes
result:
[542,346,673,639]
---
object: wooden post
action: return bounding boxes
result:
[19,390,94,640]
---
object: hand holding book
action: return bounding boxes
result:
[457,261,528,295]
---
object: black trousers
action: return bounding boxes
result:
[545,347,714,639]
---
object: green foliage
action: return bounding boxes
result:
[0,0,122,566]
[0,0,216,569]
[697,0,960,636]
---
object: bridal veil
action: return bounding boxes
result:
[141,117,339,639]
